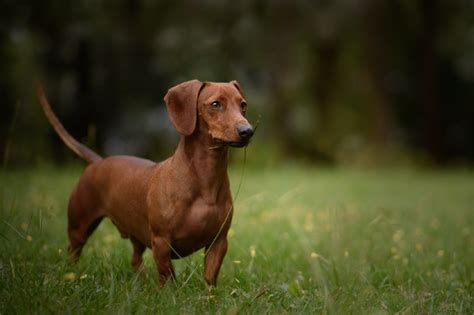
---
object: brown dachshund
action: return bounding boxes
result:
[36,80,253,286]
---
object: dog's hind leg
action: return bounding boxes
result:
[130,237,146,273]
[67,188,104,263]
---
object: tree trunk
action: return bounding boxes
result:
[363,0,394,147]
[420,0,442,162]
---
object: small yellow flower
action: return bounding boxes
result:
[80,274,88,280]
[228,228,235,238]
[26,235,33,242]
[310,252,319,259]
[249,246,256,258]
[415,243,423,251]
[233,260,241,264]
[63,272,76,281]
[392,229,404,242]
[437,250,444,257]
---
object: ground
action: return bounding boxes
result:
[0,164,473,313]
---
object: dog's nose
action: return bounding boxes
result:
[237,124,254,140]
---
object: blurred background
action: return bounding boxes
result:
[1,0,474,168]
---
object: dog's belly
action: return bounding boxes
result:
[87,156,156,247]
[104,193,151,246]
[106,206,151,247]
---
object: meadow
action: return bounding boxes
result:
[0,164,473,314]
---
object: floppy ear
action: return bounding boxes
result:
[164,80,204,136]
[230,80,245,98]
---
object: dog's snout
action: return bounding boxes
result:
[237,124,254,140]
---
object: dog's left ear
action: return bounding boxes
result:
[164,80,204,136]
[230,80,245,97]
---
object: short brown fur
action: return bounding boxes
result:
[36,80,253,286]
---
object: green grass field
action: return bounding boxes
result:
[1,165,473,314]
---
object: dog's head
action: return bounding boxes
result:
[164,80,253,147]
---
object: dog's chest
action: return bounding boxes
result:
[184,200,227,237]
[171,199,230,255]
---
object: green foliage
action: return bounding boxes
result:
[1,165,473,313]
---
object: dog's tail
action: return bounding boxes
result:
[35,82,102,163]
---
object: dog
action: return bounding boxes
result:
[36,80,253,286]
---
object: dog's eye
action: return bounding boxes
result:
[241,101,247,112]
[210,101,221,109]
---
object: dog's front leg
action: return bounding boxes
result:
[204,236,228,286]
[151,236,175,287]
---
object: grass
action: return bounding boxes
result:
[0,164,473,314]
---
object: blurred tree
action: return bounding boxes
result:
[361,0,395,147]
[419,0,442,162]
[305,0,350,161]
[1,0,473,166]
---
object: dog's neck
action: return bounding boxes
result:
[173,132,229,203]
